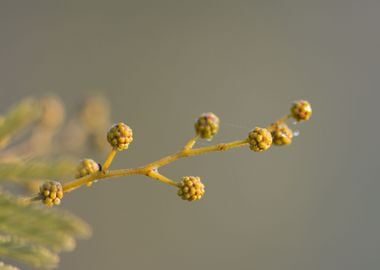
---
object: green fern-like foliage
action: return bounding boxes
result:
[0,160,76,183]
[0,192,91,269]
[0,99,41,150]
[0,261,20,270]
[0,97,110,269]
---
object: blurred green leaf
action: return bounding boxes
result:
[0,160,76,183]
[0,261,20,270]
[0,234,58,269]
[0,192,91,269]
[0,99,42,149]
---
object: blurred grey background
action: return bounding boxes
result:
[0,1,379,269]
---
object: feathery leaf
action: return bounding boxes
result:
[0,160,76,183]
[0,99,42,149]
[0,192,91,269]
[0,261,20,270]
[0,234,58,269]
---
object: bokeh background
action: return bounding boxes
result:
[1,1,379,269]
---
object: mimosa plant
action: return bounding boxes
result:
[0,96,312,269]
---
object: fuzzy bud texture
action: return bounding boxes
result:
[248,127,272,152]
[39,181,64,207]
[178,176,205,201]
[194,112,220,139]
[107,122,133,150]
[271,123,293,146]
[75,159,100,178]
[291,100,312,122]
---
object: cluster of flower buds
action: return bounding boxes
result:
[291,100,312,122]
[270,123,293,146]
[36,99,311,206]
[75,159,101,187]
[248,127,273,152]
[39,181,64,207]
[75,159,101,178]
[177,176,205,201]
[194,112,220,140]
[247,99,312,152]
[106,122,133,151]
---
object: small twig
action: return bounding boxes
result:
[28,99,313,205]
[62,137,250,192]
[102,148,117,172]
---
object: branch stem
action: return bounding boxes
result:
[146,170,179,187]
[183,135,199,150]
[102,148,117,171]
[29,112,290,199]
[61,139,249,193]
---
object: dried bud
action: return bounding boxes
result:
[291,100,312,122]
[194,112,220,140]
